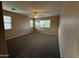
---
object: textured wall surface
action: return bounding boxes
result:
[3,11,33,40]
[59,2,79,58]
[35,16,59,35]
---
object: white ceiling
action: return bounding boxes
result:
[2,1,63,18]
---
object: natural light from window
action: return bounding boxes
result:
[30,20,33,27]
[3,16,12,30]
[39,20,50,28]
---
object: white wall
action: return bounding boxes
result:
[59,2,79,58]
[3,10,33,40]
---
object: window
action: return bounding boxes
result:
[45,20,50,28]
[39,20,50,28]
[3,16,12,30]
[39,20,44,28]
[30,20,33,27]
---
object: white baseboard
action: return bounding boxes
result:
[40,32,58,36]
[6,31,33,40]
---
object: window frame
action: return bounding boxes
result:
[30,20,33,28]
[39,19,51,28]
[39,20,45,28]
[3,15,12,30]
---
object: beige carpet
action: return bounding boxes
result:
[7,32,60,58]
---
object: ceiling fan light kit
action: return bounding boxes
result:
[33,12,41,18]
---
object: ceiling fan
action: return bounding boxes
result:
[33,12,42,18]
[31,10,51,18]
